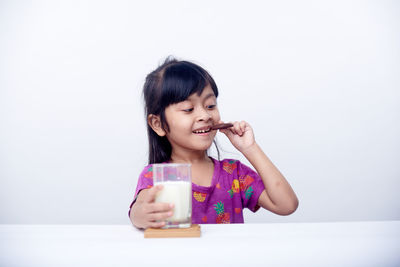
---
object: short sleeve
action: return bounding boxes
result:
[236,161,265,212]
[128,165,154,216]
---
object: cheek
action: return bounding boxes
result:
[211,110,221,121]
[168,116,191,132]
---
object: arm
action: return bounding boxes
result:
[242,143,298,215]
[219,121,299,215]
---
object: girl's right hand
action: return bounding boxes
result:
[130,185,174,229]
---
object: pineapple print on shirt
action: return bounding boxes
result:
[228,179,240,198]
[214,201,230,224]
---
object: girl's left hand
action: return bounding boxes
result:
[218,120,256,153]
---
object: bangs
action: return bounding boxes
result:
[160,61,218,109]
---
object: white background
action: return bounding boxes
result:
[0,0,399,224]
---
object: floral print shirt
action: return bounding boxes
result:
[129,158,266,224]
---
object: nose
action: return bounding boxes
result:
[197,107,212,122]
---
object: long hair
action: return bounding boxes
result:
[143,57,219,164]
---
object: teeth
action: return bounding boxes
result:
[194,129,209,133]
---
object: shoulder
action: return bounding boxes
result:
[211,157,258,176]
[211,157,240,175]
[212,157,249,169]
[211,157,240,165]
[139,164,154,179]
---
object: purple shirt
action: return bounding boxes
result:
[129,158,265,224]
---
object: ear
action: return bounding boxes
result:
[148,114,166,137]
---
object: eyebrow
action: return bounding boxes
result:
[203,93,216,100]
[187,92,216,101]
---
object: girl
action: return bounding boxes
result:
[129,57,298,229]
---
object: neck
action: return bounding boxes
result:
[170,150,210,164]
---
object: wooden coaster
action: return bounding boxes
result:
[144,224,201,238]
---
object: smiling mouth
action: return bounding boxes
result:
[193,127,211,134]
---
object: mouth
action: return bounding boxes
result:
[192,126,212,134]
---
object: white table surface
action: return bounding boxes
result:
[1,221,399,267]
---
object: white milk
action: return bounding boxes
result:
[155,181,192,222]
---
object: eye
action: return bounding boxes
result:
[207,104,216,109]
[183,108,194,112]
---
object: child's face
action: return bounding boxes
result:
[164,85,220,153]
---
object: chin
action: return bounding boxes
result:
[190,142,214,151]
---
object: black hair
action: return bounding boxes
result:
[143,57,220,164]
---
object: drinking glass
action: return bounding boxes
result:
[153,163,192,228]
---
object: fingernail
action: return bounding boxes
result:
[169,203,174,208]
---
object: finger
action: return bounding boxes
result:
[143,184,163,203]
[218,123,231,134]
[219,127,234,138]
[240,121,247,134]
[148,202,174,213]
[148,211,174,222]
[238,121,247,135]
[233,121,243,136]
[218,128,227,134]
[148,221,166,229]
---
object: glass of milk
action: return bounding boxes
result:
[153,163,192,229]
